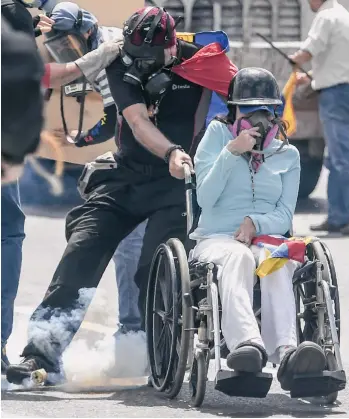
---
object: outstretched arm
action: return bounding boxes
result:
[43,39,123,88]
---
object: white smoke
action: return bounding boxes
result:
[25,287,149,390]
[63,332,149,389]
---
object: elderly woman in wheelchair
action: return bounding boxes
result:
[191,66,325,389]
[146,67,346,407]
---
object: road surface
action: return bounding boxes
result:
[2,169,348,418]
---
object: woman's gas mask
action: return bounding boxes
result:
[231,109,289,155]
[121,6,180,98]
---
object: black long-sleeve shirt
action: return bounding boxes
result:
[75,104,118,147]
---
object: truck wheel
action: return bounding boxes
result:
[298,156,323,199]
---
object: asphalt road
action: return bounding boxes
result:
[2,168,349,418]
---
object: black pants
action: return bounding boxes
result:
[22,161,187,366]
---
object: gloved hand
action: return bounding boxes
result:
[74,37,124,83]
[36,14,55,33]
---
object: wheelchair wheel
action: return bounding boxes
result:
[165,238,193,399]
[295,240,340,345]
[294,240,341,404]
[320,241,340,341]
[189,349,209,408]
[146,242,179,392]
[146,238,193,399]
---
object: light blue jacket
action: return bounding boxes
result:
[190,120,301,240]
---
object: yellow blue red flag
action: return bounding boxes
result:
[251,235,312,278]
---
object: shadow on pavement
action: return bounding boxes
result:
[2,382,346,418]
[110,384,345,418]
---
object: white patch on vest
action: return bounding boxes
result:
[172,83,191,90]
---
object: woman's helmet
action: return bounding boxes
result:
[227,67,288,156]
[228,67,283,107]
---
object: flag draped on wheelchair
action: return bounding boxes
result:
[252,235,312,278]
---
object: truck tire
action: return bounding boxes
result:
[298,155,323,199]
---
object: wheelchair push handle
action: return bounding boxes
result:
[183,162,193,184]
[182,162,195,234]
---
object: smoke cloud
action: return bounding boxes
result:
[23,287,149,390]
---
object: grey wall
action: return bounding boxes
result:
[145,0,349,83]
[147,0,349,41]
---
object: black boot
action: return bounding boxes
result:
[310,219,344,232]
[6,355,62,386]
[277,341,326,391]
[227,342,268,373]
[340,223,349,235]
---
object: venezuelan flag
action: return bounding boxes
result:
[251,235,311,278]
[280,72,298,138]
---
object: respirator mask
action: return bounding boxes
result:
[231,110,281,153]
[227,67,288,156]
[121,6,180,98]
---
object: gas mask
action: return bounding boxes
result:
[121,49,172,97]
[121,6,180,98]
[231,111,280,153]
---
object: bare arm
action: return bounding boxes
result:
[123,103,175,159]
[45,62,82,88]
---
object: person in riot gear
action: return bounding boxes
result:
[6,6,238,385]
[190,67,327,395]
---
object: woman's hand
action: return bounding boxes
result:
[226,127,261,155]
[234,217,257,246]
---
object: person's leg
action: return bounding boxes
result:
[192,238,266,372]
[6,192,141,384]
[258,254,298,361]
[254,248,326,389]
[134,205,187,326]
[314,85,349,230]
[113,219,148,333]
[1,181,25,371]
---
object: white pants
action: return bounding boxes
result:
[191,236,299,364]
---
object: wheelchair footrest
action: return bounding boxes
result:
[290,370,347,398]
[215,370,273,398]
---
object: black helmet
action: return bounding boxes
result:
[228,67,282,106]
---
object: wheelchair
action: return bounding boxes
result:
[145,164,346,407]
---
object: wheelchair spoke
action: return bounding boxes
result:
[166,320,174,338]
[156,324,166,350]
[158,275,170,312]
[298,284,306,302]
[154,308,166,320]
